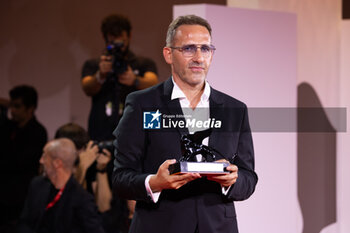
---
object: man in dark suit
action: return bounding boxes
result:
[18,138,105,233]
[113,15,258,233]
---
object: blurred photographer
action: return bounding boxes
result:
[54,123,112,213]
[81,14,158,142]
[55,123,129,233]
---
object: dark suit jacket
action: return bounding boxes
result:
[113,78,258,233]
[18,175,105,233]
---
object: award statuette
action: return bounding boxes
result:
[168,129,230,175]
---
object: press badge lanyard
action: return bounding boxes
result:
[45,186,65,211]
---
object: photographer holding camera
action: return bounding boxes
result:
[81,15,156,232]
[55,123,130,233]
[81,14,158,142]
[54,123,112,212]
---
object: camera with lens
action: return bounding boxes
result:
[106,41,128,76]
[94,140,114,154]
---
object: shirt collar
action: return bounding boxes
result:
[171,77,211,102]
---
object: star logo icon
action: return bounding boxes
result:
[150,110,161,122]
[143,110,162,129]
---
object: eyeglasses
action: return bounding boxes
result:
[170,44,216,57]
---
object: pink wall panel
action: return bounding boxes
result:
[339,20,350,233]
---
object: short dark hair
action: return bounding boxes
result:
[55,123,90,150]
[9,85,38,109]
[101,14,132,42]
[166,15,212,47]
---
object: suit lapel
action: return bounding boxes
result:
[162,78,189,136]
[208,88,224,149]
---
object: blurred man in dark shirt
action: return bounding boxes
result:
[81,14,158,141]
[0,85,47,232]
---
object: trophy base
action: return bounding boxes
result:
[169,161,230,175]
